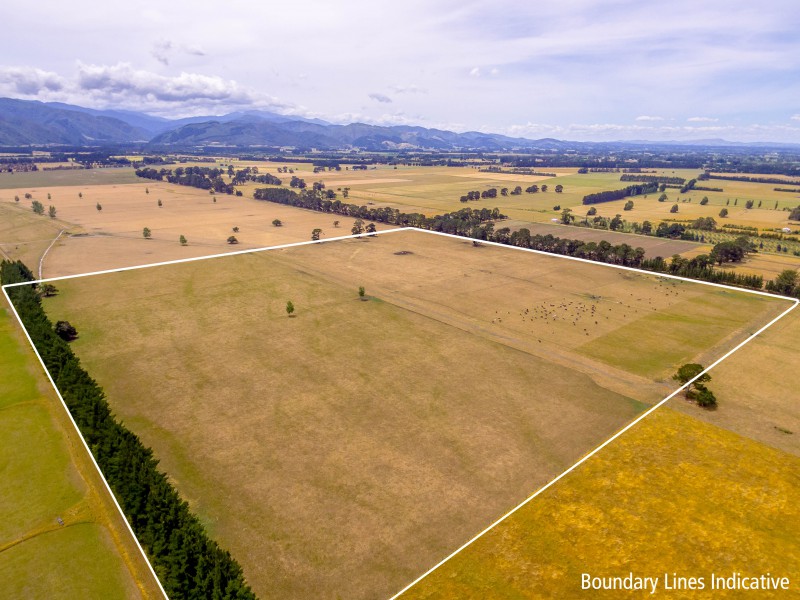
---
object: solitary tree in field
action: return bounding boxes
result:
[541,184,548,192]
[358,286,366,300]
[179,235,187,246]
[272,219,282,227]
[48,205,57,218]
[670,204,679,213]
[233,226,239,232]
[673,363,712,401]
[25,193,32,199]
[143,227,152,239]
[555,184,564,193]
[47,193,51,200]
[700,196,709,205]
[31,200,44,215]
[333,220,340,228]
[286,300,295,317]
[623,200,634,211]
[146,187,149,194]
[719,208,729,218]
[658,193,668,202]
[227,235,238,244]
[78,192,83,199]
[158,199,163,207]
[14,195,19,202]
[311,228,322,241]
[587,207,597,216]
[54,320,78,341]
[96,202,102,211]
[352,219,365,235]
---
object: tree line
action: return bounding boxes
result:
[620,174,686,185]
[253,186,504,234]
[582,182,659,205]
[1,261,256,600]
[702,173,800,186]
[136,167,236,195]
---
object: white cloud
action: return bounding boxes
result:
[0,66,65,95]
[151,40,173,66]
[792,114,800,121]
[635,115,665,122]
[389,84,427,94]
[687,116,719,122]
[367,92,392,103]
[469,67,481,77]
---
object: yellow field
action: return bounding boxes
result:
[401,407,800,599]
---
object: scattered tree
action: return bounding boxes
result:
[142,227,151,239]
[352,219,365,235]
[658,193,668,202]
[272,219,282,227]
[365,222,377,236]
[673,363,711,400]
[587,207,597,216]
[553,205,561,211]
[158,199,163,207]
[179,235,187,246]
[232,226,239,232]
[96,202,102,211]
[48,205,57,218]
[358,286,366,300]
[555,184,564,193]
[670,204,679,213]
[146,187,149,194]
[541,184,548,192]
[47,193,51,200]
[700,196,709,205]
[54,320,78,341]
[38,283,58,297]
[227,235,238,244]
[623,200,634,211]
[286,300,295,317]
[78,192,83,199]
[14,195,19,203]
[719,208,729,218]
[31,200,44,215]
[24,193,32,199]
[311,228,322,241]
[333,220,340,228]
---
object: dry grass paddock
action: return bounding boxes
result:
[41,230,783,599]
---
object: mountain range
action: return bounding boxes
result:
[1,97,797,151]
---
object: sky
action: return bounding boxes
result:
[1,0,799,142]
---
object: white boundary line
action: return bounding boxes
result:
[38,228,66,280]
[1,285,170,600]
[2,226,797,600]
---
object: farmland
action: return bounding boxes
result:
[0,300,162,599]
[3,162,799,283]
[399,407,800,599]
[41,229,785,598]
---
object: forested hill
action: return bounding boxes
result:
[0,97,566,150]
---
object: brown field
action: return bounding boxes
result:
[41,230,785,599]
[400,407,800,599]
[0,179,390,277]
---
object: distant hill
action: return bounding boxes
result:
[0,97,567,150]
[0,98,152,144]
[2,97,797,151]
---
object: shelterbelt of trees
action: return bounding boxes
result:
[253,186,504,233]
[582,182,659,205]
[1,261,256,600]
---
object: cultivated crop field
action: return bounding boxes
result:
[40,229,786,599]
